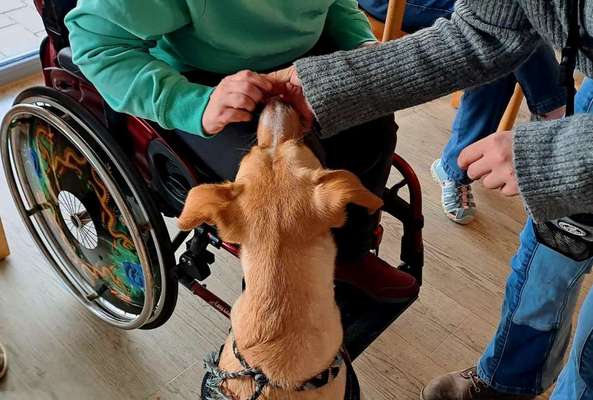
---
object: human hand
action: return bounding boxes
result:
[458,130,519,196]
[202,70,273,135]
[267,65,301,87]
[267,67,314,129]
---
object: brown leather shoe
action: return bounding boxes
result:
[421,367,535,400]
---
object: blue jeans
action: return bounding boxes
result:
[358,0,453,32]
[475,83,593,398]
[575,77,593,114]
[357,0,566,183]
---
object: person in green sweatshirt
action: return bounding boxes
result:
[64,0,420,302]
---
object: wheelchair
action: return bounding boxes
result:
[0,0,424,359]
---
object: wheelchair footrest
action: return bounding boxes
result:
[336,281,417,360]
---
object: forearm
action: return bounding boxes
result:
[514,115,593,222]
[296,0,541,137]
[73,43,213,135]
[66,8,212,136]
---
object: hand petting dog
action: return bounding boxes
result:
[202,69,314,135]
[267,66,314,124]
[202,70,273,135]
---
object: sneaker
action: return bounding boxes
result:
[335,253,420,303]
[421,367,536,400]
[431,159,476,225]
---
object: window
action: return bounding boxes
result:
[0,0,44,86]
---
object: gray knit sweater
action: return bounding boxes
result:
[295,0,593,223]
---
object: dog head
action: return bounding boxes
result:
[177,99,383,249]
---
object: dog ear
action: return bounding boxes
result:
[177,183,244,242]
[313,169,383,228]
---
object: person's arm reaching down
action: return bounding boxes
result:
[458,115,593,222]
[513,114,593,222]
[514,117,593,221]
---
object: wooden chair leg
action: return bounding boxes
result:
[382,0,407,42]
[364,0,408,42]
[0,218,9,261]
[497,84,524,132]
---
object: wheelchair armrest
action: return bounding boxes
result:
[57,47,84,79]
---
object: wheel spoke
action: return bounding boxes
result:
[75,200,83,214]
[57,190,98,250]
[80,227,92,248]
[63,192,75,215]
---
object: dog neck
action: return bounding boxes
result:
[230,234,343,386]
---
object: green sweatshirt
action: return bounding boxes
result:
[64,0,375,136]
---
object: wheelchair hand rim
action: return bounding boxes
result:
[1,102,163,329]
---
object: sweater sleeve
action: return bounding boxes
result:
[323,0,378,50]
[513,115,593,222]
[295,0,542,137]
[65,1,215,136]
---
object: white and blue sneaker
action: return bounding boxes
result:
[431,159,476,225]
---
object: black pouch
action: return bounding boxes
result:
[535,214,593,261]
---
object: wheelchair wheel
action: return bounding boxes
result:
[1,87,177,330]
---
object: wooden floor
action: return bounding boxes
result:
[0,75,589,400]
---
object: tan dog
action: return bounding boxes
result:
[178,99,382,400]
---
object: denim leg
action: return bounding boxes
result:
[552,286,593,399]
[539,76,593,400]
[514,44,566,115]
[575,78,593,114]
[440,75,516,182]
[477,219,593,395]
[401,0,454,33]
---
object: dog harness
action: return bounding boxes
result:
[201,338,359,400]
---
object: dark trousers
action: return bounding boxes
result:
[176,71,397,261]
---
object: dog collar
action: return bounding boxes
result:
[202,337,344,400]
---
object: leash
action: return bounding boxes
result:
[203,347,269,400]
